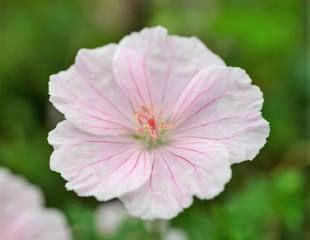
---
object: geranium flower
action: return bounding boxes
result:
[0,167,71,240]
[48,26,269,219]
[95,200,128,237]
[164,228,188,240]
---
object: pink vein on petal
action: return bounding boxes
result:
[58,83,133,129]
[174,92,229,128]
[103,149,139,177]
[73,145,136,175]
[160,39,174,106]
[174,113,253,136]
[69,107,133,130]
[158,150,187,208]
[172,70,221,122]
[76,60,134,123]
[142,31,154,105]
[148,151,157,192]
[127,55,146,104]
[117,151,143,185]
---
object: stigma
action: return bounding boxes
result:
[135,105,169,140]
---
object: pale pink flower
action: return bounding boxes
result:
[48,26,269,219]
[164,228,188,240]
[95,200,128,236]
[0,167,72,240]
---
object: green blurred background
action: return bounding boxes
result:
[0,0,308,239]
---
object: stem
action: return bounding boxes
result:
[144,220,168,240]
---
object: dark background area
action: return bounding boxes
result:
[0,0,308,239]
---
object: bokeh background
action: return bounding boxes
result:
[0,0,308,239]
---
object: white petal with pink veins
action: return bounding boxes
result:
[113,26,225,113]
[120,139,231,219]
[49,44,135,136]
[172,66,270,164]
[48,121,153,200]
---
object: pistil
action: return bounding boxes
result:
[133,105,170,149]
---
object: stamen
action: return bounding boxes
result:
[134,105,170,141]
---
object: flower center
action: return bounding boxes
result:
[133,105,170,149]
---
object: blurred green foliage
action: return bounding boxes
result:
[0,0,308,239]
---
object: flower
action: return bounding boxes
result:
[48,26,269,220]
[164,228,188,240]
[95,200,128,236]
[0,167,72,240]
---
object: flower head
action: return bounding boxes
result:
[48,26,269,219]
[95,200,128,237]
[0,167,71,240]
[164,228,188,240]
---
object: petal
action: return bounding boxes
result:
[113,26,225,113]
[172,66,270,163]
[0,168,71,240]
[12,209,71,240]
[164,228,188,240]
[121,151,193,220]
[48,121,152,201]
[0,167,43,216]
[165,140,231,199]
[49,44,135,136]
[120,139,231,220]
[95,201,127,236]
